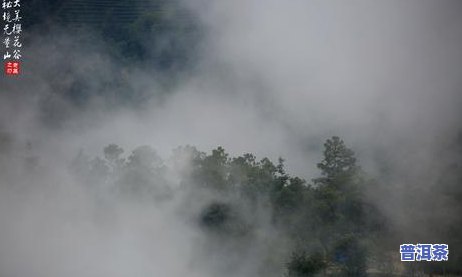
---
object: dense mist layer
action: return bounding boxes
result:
[1,0,462,276]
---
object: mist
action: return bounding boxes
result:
[1,0,462,276]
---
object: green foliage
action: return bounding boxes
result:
[99,0,201,70]
[25,0,202,77]
[187,147,288,198]
[333,235,367,276]
[117,146,170,199]
[286,251,326,277]
[126,145,163,169]
[190,146,230,191]
[314,136,358,187]
[201,202,231,228]
[103,144,124,163]
[307,137,382,274]
[70,137,388,275]
[71,144,171,200]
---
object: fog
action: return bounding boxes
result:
[1,0,461,276]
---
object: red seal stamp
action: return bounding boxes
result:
[4,61,19,75]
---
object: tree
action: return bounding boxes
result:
[116,145,171,200]
[67,140,394,275]
[314,136,358,188]
[311,137,368,276]
[286,251,326,277]
[190,146,230,191]
[333,235,367,276]
[126,145,163,169]
[103,144,125,174]
[104,144,124,163]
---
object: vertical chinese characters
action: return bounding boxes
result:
[3,0,21,75]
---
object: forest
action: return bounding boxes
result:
[71,137,384,276]
[1,0,462,276]
[66,135,462,276]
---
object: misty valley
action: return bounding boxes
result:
[1,0,462,276]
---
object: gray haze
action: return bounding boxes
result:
[1,0,462,276]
